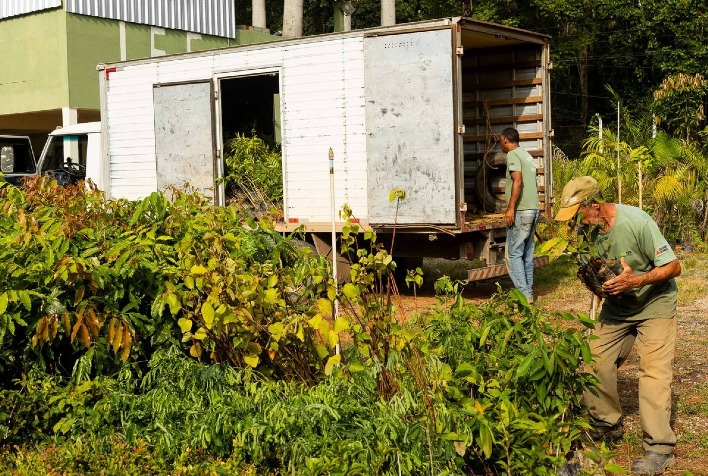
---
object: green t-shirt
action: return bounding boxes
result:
[505,147,539,210]
[592,204,678,321]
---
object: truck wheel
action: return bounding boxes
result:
[475,152,507,213]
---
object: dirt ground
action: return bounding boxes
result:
[396,256,708,475]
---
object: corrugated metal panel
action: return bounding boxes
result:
[66,0,235,38]
[0,0,61,20]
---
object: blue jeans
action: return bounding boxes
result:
[506,209,540,300]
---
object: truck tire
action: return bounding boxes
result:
[475,152,507,213]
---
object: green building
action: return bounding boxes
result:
[0,0,273,149]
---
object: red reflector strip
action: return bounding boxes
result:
[105,67,117,79]
[350,218,360,223]
[287,218,299,223]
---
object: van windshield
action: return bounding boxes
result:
[42,134,89,172]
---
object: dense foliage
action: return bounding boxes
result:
[0,178,600,474]
[223,134,284,215]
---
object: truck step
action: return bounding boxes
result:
[467,255,549,282]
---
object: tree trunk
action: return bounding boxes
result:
[381,0,395,26]
[252,0,266,29]
[283,0,304,38]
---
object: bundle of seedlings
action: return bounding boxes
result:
[538,222,624,298]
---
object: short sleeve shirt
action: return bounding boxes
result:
[594,204,678,321]
[505,147,539,211]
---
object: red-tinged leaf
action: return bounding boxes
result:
[74,286,85,306]
[120,329,132,361]
[79,324,91,348]
[112,323,123,353]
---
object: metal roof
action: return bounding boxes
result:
[0,0,61,20]
[1,0,236,38]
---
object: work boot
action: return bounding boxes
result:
[585,421,623,443]
[630,451,675,474]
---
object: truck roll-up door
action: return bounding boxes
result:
[153,81,216,200]
[364,28,457,225]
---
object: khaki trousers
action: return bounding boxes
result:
[583,315,677,454]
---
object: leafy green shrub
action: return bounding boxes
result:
[415,283,596,474]
[0,179,597,475]
[0,178,343,385]
[223,134,283,214]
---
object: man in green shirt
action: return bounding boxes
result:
[555,176,681,475]
[500,127,540,303]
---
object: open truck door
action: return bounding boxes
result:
[153,81,217,200]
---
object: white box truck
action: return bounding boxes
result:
[97,17,553,280]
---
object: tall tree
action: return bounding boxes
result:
[283,0,304,37]
[252,0,266,28]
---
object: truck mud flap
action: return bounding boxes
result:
[467,255,548,282]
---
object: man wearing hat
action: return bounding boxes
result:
[555,176,681,475]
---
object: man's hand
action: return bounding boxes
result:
[602,257,639,295]
[602,258,681,296]
[504,208,515,227]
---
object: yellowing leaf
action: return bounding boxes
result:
[193,327,207,340]
[264,288,278,304]
[327,330,339,348]
[190,265,208,275]
[314,343,329,359]
[317,298,333,315]
[244,354,259,368]
[342,283,360,299]
[165,293,181,316]
[189,343,202,358]
[308,314,323,330]
[201,302,215,329]
[0,293,8,315]
[267,275,278,288]
[178,318,192,333]
[324,354,341,376]
[333,317,349,333]
[268,322,286,341]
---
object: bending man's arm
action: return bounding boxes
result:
[602,258,681,296]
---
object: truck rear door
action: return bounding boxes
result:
[364,27,457,225]
[153,81,216,200]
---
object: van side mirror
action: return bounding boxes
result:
[0,146,15,173]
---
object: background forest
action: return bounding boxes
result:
[235,0,708,242]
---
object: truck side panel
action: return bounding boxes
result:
[103,36,370,219]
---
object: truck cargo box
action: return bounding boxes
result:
[98,17,553,276]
